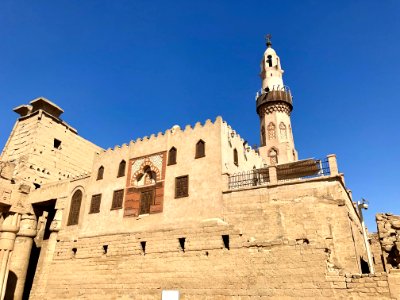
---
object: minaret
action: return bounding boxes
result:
[256,35,298,165]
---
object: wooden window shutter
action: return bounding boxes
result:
[97,166,104,180]
[168,147,177,165]
[195,140,205,159]
[89,194,102,214]
[68,190,83,225]
[175,175,189,198]
[117,160,126,178]
[111,189,124,209]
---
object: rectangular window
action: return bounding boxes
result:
[175,175,189,198]
[89,194,102,214]
[111,189,124,209]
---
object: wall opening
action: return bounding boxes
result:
[222,235,230,250]
[72,248,77,257]
[387,247,400,268]
[103,245,108,255]
[140,241,146,255]
[360,257,370,274]
[178,237,186,252]
[53,138,62,149]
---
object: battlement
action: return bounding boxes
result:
[97,116,225,158]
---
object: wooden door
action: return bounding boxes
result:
[139,189,154,215]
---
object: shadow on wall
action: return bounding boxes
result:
[5,271,17,300]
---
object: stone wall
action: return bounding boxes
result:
[376,213,400,271]
[1,110,102,185]
[29,220,394,299]
[223,176,367,274]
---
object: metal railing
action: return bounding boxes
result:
[228,158,331,190]
[228,168,270,190]
[276,158,330,183]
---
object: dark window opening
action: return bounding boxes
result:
[140,241,146,255]
[67,190,82,226]
[168,147,177,165]
[89,194,101,214]
[222,235,230,250]
[178,237,186,252]
[103,245,108,254]
[72,248,77,256]
[267,55,272,67]
[33,183,41,189]
[111,189,124,210]
[117,160,126,178]
[195,140,205,158]
[53,138,62,149]
[233,149,238,166]
[205,251,209,256]
[97,166,104,180]
[175,175,189,198]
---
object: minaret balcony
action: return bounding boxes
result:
[256,86,293,114]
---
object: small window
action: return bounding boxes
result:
[67,190,82,226]
[261,126,266,146]
[195,140,205,159]
[97,166,104,180]
[111,189,124,210]
[233,149,238,166]
[89,194,102,214]
[267,55,273,67]
[54,138,62,149]
[168,147,177,165]
[175,175,189,198]
[117,160,126,178]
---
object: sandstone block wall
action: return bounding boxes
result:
[222,177,367,274]
[30,220,394,299]
[376,213,400,271]
[1,111,102,185]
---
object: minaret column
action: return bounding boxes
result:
[256,35,298,165]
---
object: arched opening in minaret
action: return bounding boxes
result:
[267,122,276,140]
[261,126,266,146]
[268,148,278,165]
[267,55,273,67]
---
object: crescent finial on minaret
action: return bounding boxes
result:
[265,34,272,48]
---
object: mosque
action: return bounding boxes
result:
[0,37,399,299]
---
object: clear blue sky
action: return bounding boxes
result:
[0,1,399,230]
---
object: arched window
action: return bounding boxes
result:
[267,55,273,67]
[68,190,82,226]
[261,126,266,146]
[269,148,278,165]
[117,160,126,178]
[267,122,276,140]
[233,149,238,166]
[97,166,104,180]
[168,147,177,165]
[195,140,205,159]
[279,122,287,139]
